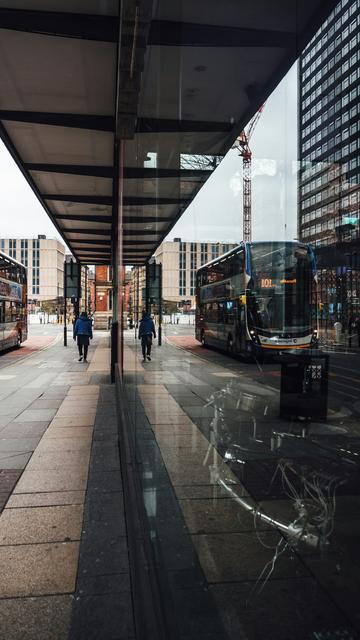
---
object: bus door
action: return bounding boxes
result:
[238,300,247,351]
[217,301,226,346]
[219,300,236,347]
[3,302,14,346]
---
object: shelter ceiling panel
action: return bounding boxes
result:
[2,122,114,164]
[125,131,227,162]
[0,1,119,14]
[46,201,112,217]
[124,222,169,232]
[138,46,284,124]
[123,232,161,240]
[69,244,111,250]
[123,204,180,218]
[64,232,111,241]
[123,176,201,199]
[0,30,116,114]
[153,0,304,32]
[29,172,113,197]
[61,219,111,231]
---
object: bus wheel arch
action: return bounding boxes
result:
[201,330,206,347]
[16,331,22,348]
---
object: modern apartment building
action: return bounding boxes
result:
[0,235,65,304]
[298,0,360,324]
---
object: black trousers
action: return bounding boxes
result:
[77,335,90,359]
[141,335,152,358]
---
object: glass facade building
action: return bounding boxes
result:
[299,0,360,330]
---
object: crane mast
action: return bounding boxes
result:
[233,104,265,243]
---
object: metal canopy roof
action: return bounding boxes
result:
[0,1,337,265]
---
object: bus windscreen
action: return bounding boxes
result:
[248,242,313,334]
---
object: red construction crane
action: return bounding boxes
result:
[233,104,265,243]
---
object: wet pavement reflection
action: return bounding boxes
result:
[125,332,360,639]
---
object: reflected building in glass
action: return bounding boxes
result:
[299,0,360,331]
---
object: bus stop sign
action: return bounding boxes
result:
[65,258,81,299]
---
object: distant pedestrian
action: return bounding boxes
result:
[73,311,93,362]
[138,310,156,362]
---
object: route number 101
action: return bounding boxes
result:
[261,278,273,288]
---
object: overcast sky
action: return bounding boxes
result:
[0,63,298,250]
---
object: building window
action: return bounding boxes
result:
[179,242,186,295]
[200,243,208,265]
[190,271,196,296]
[211,244,219,260]
[179,270,186,296]
[9,239,17,259]
[190,243,197,296]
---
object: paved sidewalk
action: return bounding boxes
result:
[122,331,360,640]
[0,333,133,640]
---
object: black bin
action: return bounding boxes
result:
[279,349,329,421]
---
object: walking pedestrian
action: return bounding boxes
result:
[138,310,156,362]
[73,311,93,362]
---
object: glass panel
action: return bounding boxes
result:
[121,1,360,638]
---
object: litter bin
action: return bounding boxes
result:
[279,349,329,421]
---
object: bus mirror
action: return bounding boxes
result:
[239,295,246,305]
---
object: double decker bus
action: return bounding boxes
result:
[0,251,28,352]
[195,241,318,357]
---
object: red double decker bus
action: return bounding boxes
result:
[0,251,28,352]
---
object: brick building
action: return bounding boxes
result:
[94,265,112,329]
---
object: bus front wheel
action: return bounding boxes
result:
[16,332,22,348]
[201,331,206,347]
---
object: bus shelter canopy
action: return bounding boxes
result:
[0,0,337,265]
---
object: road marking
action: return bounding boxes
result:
[331,364,360,375]
[0,375,16,380]
[330,379,360,394]
[329,371,360,385]
[212,372,238,378]
[329,383,358,400]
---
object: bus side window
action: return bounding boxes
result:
[226,301,234,324]
[4,301,12,322]
[11,302,18,321]
[218,302,224,323]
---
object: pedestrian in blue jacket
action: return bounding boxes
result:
[138,311,156,361]
[73,311,93,362]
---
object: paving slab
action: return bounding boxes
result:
[35,437,92,453]
[14,468,88,493]
[0,505,83,545]
[48,416,95,428]
[6,491,86,509]
[69,592,134,640]
[0,594,73,640]
[44,426,93,440]
[0,422,50,439]
[67,385,100,396]
[29,398,63,410]
[0,437,41,453]
[26,450,90,471]
[0,452,32,469]
[0,541,79,597]
[14,409,57,423]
